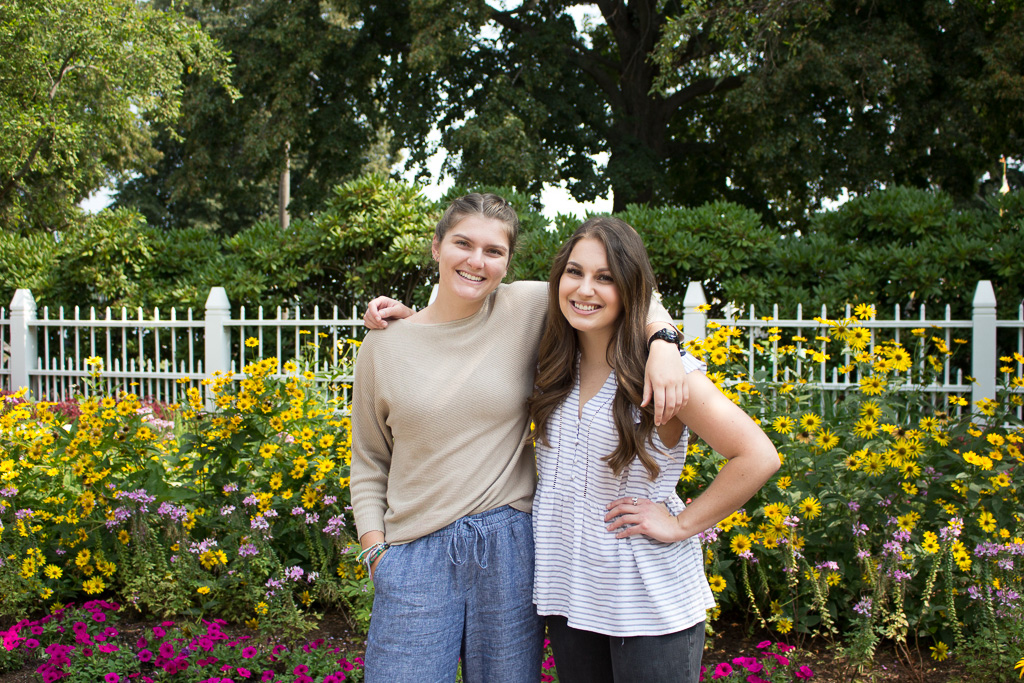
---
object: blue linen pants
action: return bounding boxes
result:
[364,505,545,682]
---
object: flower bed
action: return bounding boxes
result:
[1,321,1022,679]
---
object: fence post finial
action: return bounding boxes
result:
[204,287,232,410]
[9,289,38,393]
[971,280,997,419]
[683,281,708,345]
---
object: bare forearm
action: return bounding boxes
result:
[676,448,779,541]
[359,530,385,550]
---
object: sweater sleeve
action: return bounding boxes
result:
[647,293,674,326]
[349,336,393,539]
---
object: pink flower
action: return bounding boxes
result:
[137,649,153,662]
[242,646,257,659]
[713,662,734,679]
[795,665,815,679]
[746,676,770,683]
[756,640,772,649]
[152,626,166,638]
[732,656,759,670]
[236,667,252,678]
[778,643,796,653]
[770,653,790,667]
[158,642,176,659]
[292,665,310,675]
[105,674,120,683]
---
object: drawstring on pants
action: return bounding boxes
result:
[447,516,489,568]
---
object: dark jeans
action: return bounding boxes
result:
[546,615,705,683]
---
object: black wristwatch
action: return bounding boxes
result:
[648,327,682,350]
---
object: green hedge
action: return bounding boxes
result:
[2,179,1021,319]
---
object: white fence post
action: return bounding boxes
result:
[204,287,231,410]
[9,289,37,393]
[682,281,707,344]
[971,280,997,416]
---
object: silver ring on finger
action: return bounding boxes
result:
[631,496,639,506]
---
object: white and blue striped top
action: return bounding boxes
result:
[533,353,715,637]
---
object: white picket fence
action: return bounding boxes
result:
[1,281,1020,415]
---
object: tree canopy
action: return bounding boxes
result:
[375,0,1023,221]
[114,0,398,235]
[0,0,234,233]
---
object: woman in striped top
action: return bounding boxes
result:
[528,216,780,683]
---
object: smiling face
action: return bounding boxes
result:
[431,214,511,308]
[558,237,622,341]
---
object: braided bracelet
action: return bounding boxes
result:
[356,542,389,572]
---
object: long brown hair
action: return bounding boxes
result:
[527,216,664,480]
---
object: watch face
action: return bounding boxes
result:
[652,328,680,345]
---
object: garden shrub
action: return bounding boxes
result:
[681,308,1023,676]
[0,343,371,638]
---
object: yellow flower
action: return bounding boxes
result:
[44,564,63,579]
[776,617,793,634]
[255,601,269,615]
[730,534,753,556]
[772,416,794,434]
[978,510,997,533]
[82,577,105,595]
[930,642,949,661]
[854,303,875,320]
[885,346,912,372]
[896,512,920,532]
[798,497,822,519]
[859,376,886,395]
[708,575,727,593]
[798,413,823,433]
[854,417,879,439]
[245,337,260,348]
[197,585,211,595]
[815,428,839,451]
[859,401,881,419]
[776,476,792,491]
[922,531,940,554]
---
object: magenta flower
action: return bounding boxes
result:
[713,662,733,679]
[152,626,166,638]
[242,646,257,658]
[236,667,252,678]
[292,665,309,675]
[138,649,153,662]
[24,638,40,649]
[105,673,120,683]
[92,612,107,623]
[756,640,772,649]
[136,636,148,649]
[158,642,176,658]
[795,664,815,679]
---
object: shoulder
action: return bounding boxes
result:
[500,280,549,305]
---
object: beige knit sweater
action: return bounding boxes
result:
[350,280,673,545]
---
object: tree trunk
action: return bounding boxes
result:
[279,140,290,230]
